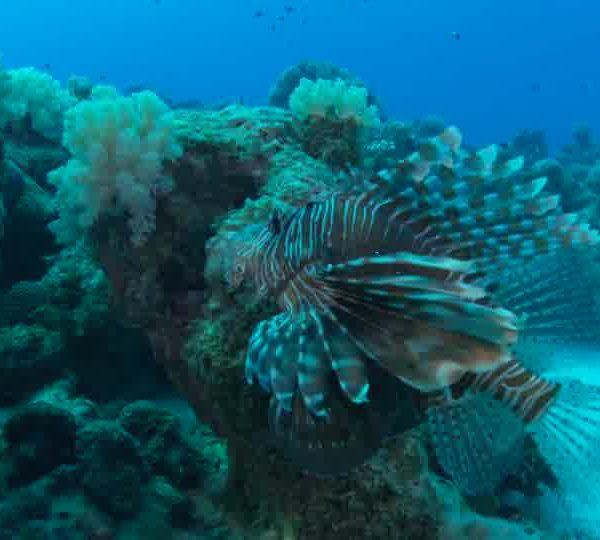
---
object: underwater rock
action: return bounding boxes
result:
[4,138,68,192]
[2,402,77,488]
[558,123,600,167]
[0,471,116,539]
[0,280,49,327]
[414,114,447,139]
[0,243,166,403]
[572,123,594,150]
[364,120,436,172]
[0,477,51,534]
[0,156,25,214]
[77,420,148,519]
[0,325,64,404]
[526,158,591,212]
[118,400,215,490]
[41,97,575,538]
[0,152,57,291]
[145,477,196,529]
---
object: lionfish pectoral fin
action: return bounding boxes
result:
[245,311,336,418]
[245,313,300,410]
[246,307,390,474]
[321,251,517,390]
[245,303,425,474]
[269,365,414,476]
[530,377,600,494]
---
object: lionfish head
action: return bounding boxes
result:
[206,210,283,293]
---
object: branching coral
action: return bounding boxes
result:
[48,89,182,246]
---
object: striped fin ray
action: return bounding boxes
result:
[465,360,560,422]
[245,313,299,409]
[531,377,600,494]
[312,252,519,390]
[269,363,422,476]
[490,250,600,349]
[245,310,420,476]
[322,251,517,345]
[245,309,371,417]
[376,130,599,267]
[414,168,597,265]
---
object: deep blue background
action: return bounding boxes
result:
[1,0,598,149]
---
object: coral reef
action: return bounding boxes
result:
[0,58,574,540]
[0,378,230,538]
[61,102,550,538]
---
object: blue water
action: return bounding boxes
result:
[1,0,599,149]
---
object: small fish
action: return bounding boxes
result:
[284,5,295,14]
[253,9,264,18]
[223,128,600,484]
[451,31,461,40]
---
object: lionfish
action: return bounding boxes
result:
[222,127,600,491]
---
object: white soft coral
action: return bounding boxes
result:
[48,88,182,246]
[289,78,380,127]
[0,61,75,141]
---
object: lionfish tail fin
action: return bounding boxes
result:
[531,378,600,491]
[426,391,526,496]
